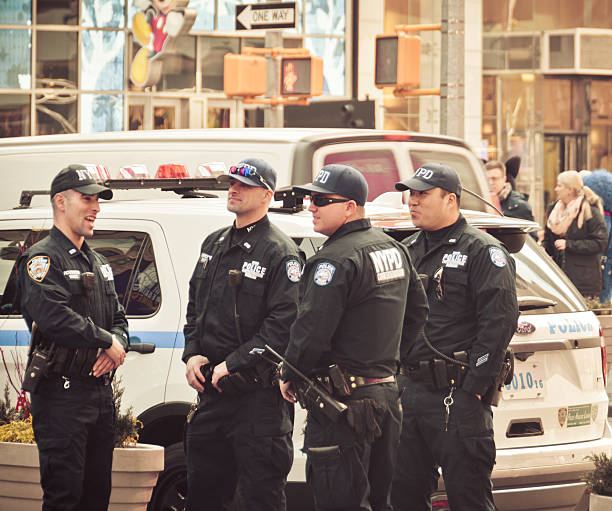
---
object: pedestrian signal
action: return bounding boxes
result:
[223,54,267,97]
[280,56,323,96]
[375,33,421,89]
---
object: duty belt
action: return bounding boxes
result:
[346,374,395,389]
[400,352,469,390]
[315,365,396,398]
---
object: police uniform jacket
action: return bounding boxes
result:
[18,226,129,350]
[285,218,428,379]
[403,215,518,396]
[182,215,303,372]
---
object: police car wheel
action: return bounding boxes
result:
[147,442,186,511]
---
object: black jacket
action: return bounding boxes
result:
[543,201,608,297]
[403,215,518,396]
[501,190,535,222]
[285,218,428,379]
[182,215,303,372]
[17,226,129,350]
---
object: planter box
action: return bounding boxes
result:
[589,491,612,510]
[0,441,164,510]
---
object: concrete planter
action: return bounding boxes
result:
[589,491,612,510]
[0,441,164,510]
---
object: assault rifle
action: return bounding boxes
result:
[250,344,348,422]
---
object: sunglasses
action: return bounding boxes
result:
[228,164,272,191]
[310,196,351,207]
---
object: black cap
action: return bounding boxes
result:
[219,158,277,191]
[294,164,368,205]
[50,164,113,200]
[395,162,462,197]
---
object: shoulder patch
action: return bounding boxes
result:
[27,255,50,282]
[368,247,405,284]
[313,262,336,286]
[286,259,302,283]
[488,247,507,268]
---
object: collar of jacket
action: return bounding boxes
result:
[324,217,371,245]
[50,225,93,259]
[218,214,271,254]
[406,215,468,250]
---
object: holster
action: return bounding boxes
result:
[22,348,50,393]
[482,348,514,407]
[416,351,469,390]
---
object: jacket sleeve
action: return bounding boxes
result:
[461,245,518,396]
[283,257,352,379]
[399,250,429,362]
[566,206,609,255]
[18,252,114,349]
[182,248,204,364]
[224,251,304,372]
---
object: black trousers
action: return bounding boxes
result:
[303,382,401,511]
[30,376,114,511]
[184,387,294,511]
[391,374,496,511]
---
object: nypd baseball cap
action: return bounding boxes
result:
[50,164,113,199]
[395,162,462,197]
[294,164,369,206]
[219,158,277,191]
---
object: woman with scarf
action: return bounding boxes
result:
[543,170,608,298]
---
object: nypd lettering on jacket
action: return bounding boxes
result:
[442,251,468,268]
[368,247,405,284]
[242,260,266,280]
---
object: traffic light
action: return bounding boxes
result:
[375,33,421,89]
[280,56,323,96]
[223,54,267,97]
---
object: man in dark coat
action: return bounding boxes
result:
[486,160,535,222]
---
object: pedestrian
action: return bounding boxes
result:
[182,158,303,511]
[582,169,612,303]
[279,164,428,511]
[17,164,129,511]
[485,159,535,222]
[391,162,518,511]
[543,170,608,299]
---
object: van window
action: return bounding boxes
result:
[87,232,161,317]
[323,150,400,201]
[409,150,484,211]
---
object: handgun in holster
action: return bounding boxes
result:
[482,348,514,406]
[22,322,49,393]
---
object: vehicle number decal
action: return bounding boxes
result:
[503,360,545,400]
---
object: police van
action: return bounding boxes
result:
[0,177,610,511]
[0,128,489,212]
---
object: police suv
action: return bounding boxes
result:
[0,176,610,511]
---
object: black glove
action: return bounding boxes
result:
[346,398,385,443]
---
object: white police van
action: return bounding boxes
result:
[0,177,610,511]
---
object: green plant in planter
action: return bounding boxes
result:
[586,297,612,313]
[0,378,142,447]
[584,453,612,497]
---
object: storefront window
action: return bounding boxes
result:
[0,95,30,137]
[37,31,78,89]
[0,1,31,24]
[189,0,215,30]
[81,0,124,28]
[0,30,31,89]
[304,37,345,96]
[158,35,196,91]
[81,94,123,132]
[81,30,125,91]
[200,36,239,91]
[305,0,345,35]
[37,0,77,25]
[36,93,77,135]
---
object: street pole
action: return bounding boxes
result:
[440,0,464,139]
[264,0,284,128]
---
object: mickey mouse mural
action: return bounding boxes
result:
[130,0,196,87]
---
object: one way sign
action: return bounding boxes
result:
[235,2,296,30]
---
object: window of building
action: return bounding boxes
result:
[36,93,78,135]
[0,29,31,89]
[37,31,78,89]
[0,95,30,138]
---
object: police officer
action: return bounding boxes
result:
[390,163,519,511]
[17,164,129,511]
[182,158,303,511]
[279,164,428,511]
